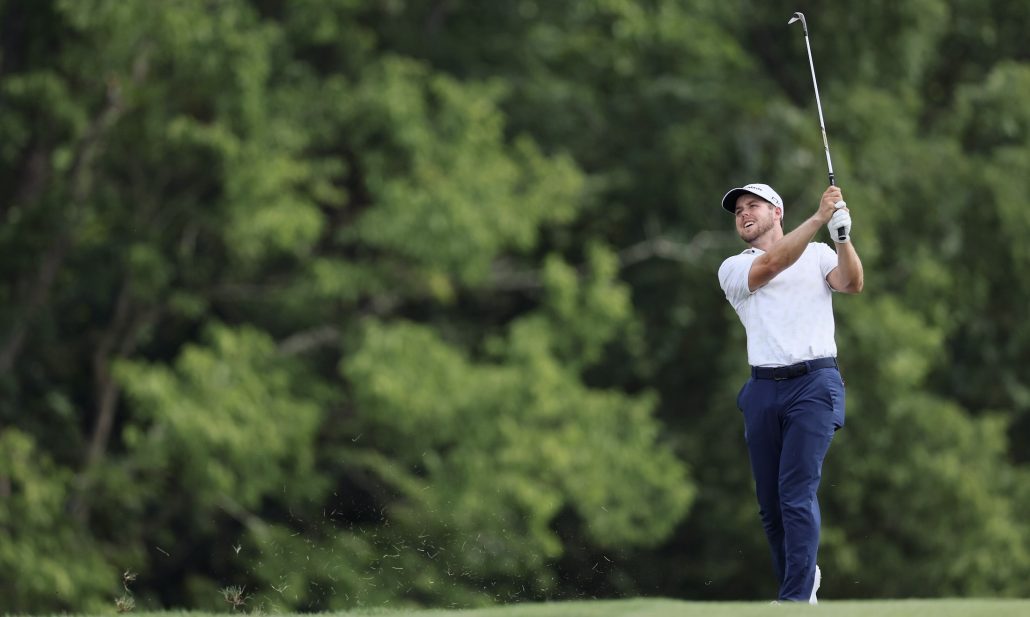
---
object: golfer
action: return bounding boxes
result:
[717,183,863,604]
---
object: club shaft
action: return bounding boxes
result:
[801,31,835,186]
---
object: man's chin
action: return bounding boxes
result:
[739,224,770,243]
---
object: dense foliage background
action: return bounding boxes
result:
[2,0,1029,611]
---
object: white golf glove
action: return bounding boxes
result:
[828,207,851,243]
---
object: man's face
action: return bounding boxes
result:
[734,193,780,243]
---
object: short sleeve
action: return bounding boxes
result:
[718,253,757,310]
[817,242,839,288]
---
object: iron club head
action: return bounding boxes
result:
[788,12,807,33]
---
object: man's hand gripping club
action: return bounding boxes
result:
[817,186,851,243]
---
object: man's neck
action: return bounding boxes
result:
[748,228,784,252]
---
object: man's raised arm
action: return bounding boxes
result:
[749,186,842,291]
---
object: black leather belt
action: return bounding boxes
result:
[751,357,837,380]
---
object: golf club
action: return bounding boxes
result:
[788,11,848,241]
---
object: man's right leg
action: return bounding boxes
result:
[739,378,786,586]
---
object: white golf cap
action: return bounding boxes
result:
[721,183,784,214]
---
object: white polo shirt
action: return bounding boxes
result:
[718,243,839,367]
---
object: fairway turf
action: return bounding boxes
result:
[109,598,1030,617]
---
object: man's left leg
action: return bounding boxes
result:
[776,369,844,601]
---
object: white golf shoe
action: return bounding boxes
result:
[809,565,821,605]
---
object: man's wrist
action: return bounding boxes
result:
[809,215,830,228]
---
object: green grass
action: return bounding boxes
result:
[113,598,1030,617]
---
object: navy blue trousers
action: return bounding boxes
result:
[737,365,845,601]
